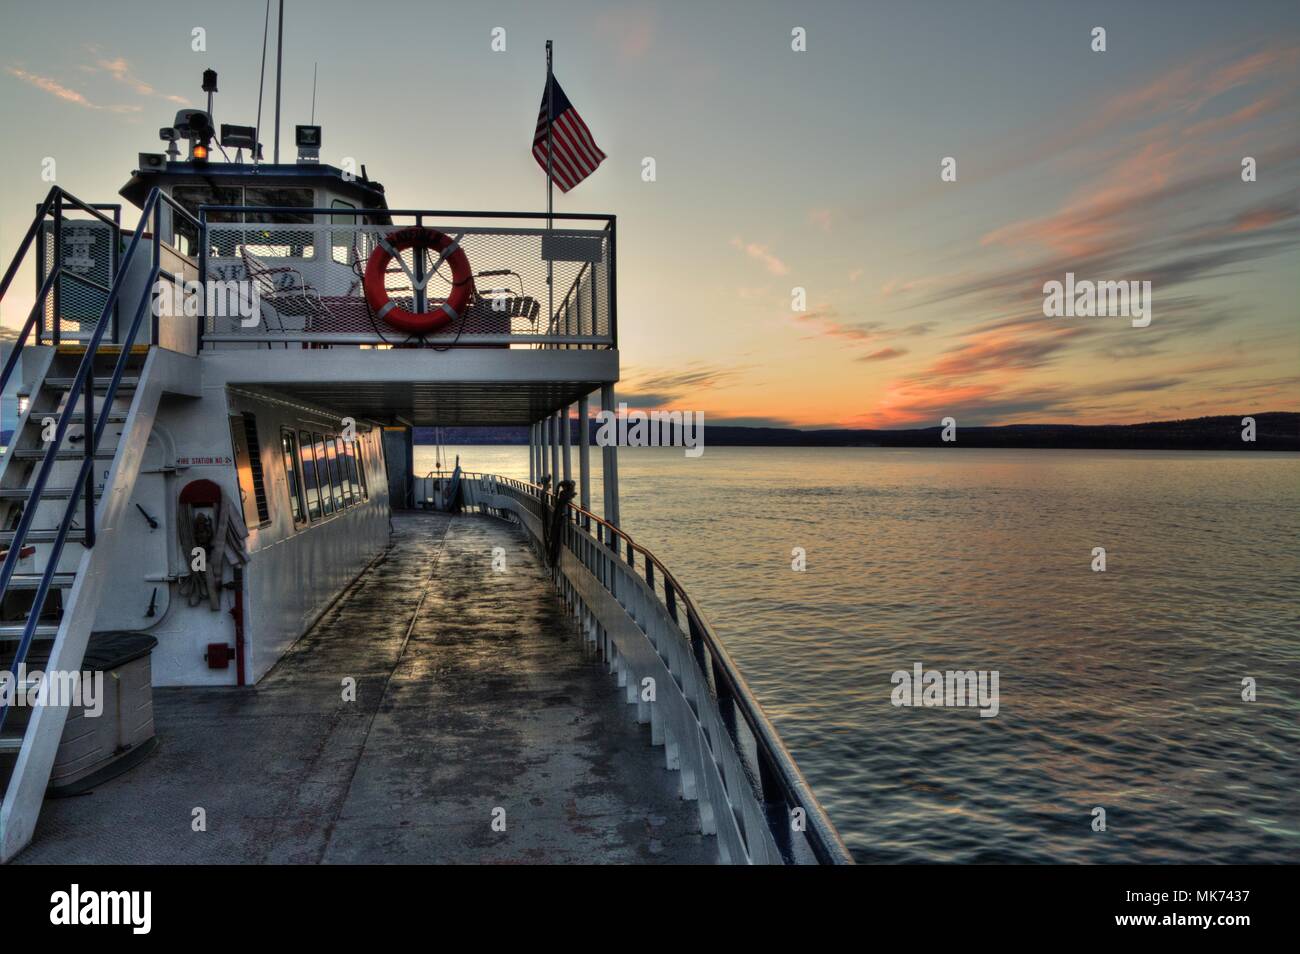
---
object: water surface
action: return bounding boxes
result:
[417,445,1300,863]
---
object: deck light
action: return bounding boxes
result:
[295,124,321,163]
[221,124,257,151]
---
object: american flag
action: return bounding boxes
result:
[533,75,606,192]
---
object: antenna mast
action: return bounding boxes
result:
[311,61,318,125]
[274,0,285,163]
[254,0,270,164]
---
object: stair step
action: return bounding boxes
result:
[0,530,86,544]
[9,450,116,461]
[42,377,139,391]
[0,624,59,640]
[55,344,150,355]
[24,412,127,425]
[0,487,103,499]
[0,736,22,755]
[5,574,77,590]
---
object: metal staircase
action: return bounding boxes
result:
[0,186,187,861]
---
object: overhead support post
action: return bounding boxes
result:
[536,421,545,484]
[528,421,536,484]
[600,384,620,528]
[542,416,552,485]
[551,409,561,490]
[562,405,573,485]
[578,394,591,518]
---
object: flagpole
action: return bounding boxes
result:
[545,40,555,333]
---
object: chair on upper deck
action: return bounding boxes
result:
[467,268,539,342]
[240,247,334,333]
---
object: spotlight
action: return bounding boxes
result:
[221,124,257,150]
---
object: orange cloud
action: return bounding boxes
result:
[595,9,657,59]
[731,238,788,275]
[1230,207,1291,233]
[7,66,96,108]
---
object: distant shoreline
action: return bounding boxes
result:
[412,412,1299,453]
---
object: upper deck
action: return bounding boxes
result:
[23,171,619,424]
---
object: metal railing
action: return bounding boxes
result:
[195,206,616,350]
[451,470,852,865]
[0,188,120,365]
[0,186,199,734]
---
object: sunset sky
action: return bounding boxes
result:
[1,0,1297,427]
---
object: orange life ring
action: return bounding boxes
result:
[363,227,475,335]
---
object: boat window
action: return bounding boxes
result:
[313,433,335,515]
[335,437,354,507]
[245,188,315,258]
[230,413,270,527]
[343,437,361,502]
[299,429,322,520]
[281,429,306,525]
[331,199,356,266]
[325,437,346,510]
[245,187,314,223]
[356,439,369,499]
[172,185,242,256]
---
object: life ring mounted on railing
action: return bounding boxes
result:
[362,226,475,336]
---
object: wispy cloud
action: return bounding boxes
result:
[5,66,140,112]
[858,347,908,362]
[94,55,187,105]
[807,208,833,232]
[731,238,789,276]
[620,363,744,406]
[594,8,657,59]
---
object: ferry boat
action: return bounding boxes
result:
[0,70,851,865]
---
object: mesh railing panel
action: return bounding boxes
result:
[543,250,609,350]
[41,220,115,342]
[203,222,612,346]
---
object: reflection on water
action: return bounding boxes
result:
[416,445,1300,863]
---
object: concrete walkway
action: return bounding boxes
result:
[14,513,713,864]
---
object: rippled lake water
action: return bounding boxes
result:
[416,445,1300,863]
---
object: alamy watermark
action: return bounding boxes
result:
[0,666,104,716]
[152,278,260,326]
[1043,272,1151,328]
[891,662,1000,718]
[50,884,150,934]
[595,403,704,458]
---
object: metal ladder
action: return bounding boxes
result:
[0,186,176,861]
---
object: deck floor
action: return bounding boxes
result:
[14,512,714,864]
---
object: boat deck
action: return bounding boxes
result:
[13,512,714,864]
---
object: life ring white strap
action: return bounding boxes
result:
[373,300,456,327]
[428,233,464,278]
